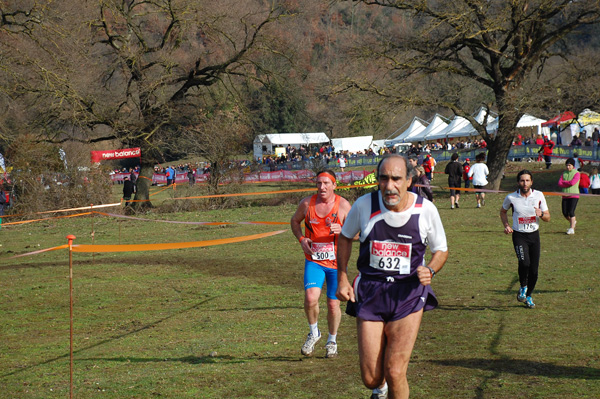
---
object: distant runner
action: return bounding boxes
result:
[500,170,550,309]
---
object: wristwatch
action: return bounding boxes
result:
[426,266,436,279]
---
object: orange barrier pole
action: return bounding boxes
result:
[90,204,95,264]
[67,234,76,399]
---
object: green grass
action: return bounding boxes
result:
[0,162,599,398]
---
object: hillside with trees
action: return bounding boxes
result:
[0,1,599,205]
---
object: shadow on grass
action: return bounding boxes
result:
[437,304,512,312]
[490,288,569,295]
[0,259,66,271]
[214,305,300,312]
[0,297,218,379]
[431,358,600,380]
[76,354,301,364]
[439,275,600,399]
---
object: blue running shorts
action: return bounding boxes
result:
[304,260,339,300]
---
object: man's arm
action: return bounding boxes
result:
[500,207,513,234]
[290,198,313,255]
[336,234,355,302]
[534,197,551,222]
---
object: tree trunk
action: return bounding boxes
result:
[485,136,511,190]
[484,92,520,190]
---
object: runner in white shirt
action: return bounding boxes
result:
[467,152,489,208]
[500,170,551,309]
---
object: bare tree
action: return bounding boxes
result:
[176,106,252,195]
[0,1,289,208]
[338,0,600,188]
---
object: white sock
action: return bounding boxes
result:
[327,333,336,343]
[309,323,319,336]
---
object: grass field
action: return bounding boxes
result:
[1,162,599,398]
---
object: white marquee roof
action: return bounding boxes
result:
[387,117,428,144]
[255,132,329,146]
[405,114,448,142]
[332,136,374,153]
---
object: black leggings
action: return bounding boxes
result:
[512,230,540,297]
[561,198,578,218]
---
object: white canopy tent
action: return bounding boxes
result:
[516,114,549,137]
[405,114,448,142]
[253,132,329,160]
[443,108,498,139]
[386,117,428,145]
[331,136,373,154]
[425,115,471,141]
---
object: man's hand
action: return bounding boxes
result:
[417,266,433,286]
[336,279,355,302]
[329,222,342,235]
[300,237,314,256]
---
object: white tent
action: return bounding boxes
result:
[517,114,548,137]
[253,132,329,160]
[425,115,471,141]
[331,136,373,154]
[405,114,448,142]
[386,117,428,145]
[444,108,498,139]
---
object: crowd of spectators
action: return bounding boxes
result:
[403,139,488,156]
[112,128,600,184]
[258,143,395,171]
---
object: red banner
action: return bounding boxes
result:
[91,148,141,163]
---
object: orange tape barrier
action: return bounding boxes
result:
[6,244,69,259]
[171,183,376,200]
[2,212,93,226]
[70,229,288,253]
[1,183,377,224]
[0,203,121,220]
[441,186,600,197]
[1,230,288,260]
[92,211,288,225]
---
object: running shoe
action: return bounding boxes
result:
[301,331,321,356]
[517,286,527,303]
[455,201,460,208]
[566,228,575,235]
[371,388,388,399]
[477,203,481,208]
[325,341,338,358]
[525,296,535,308]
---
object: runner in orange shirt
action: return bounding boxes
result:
[291,170,352,358]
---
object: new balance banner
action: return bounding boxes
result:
[91,148,141,163]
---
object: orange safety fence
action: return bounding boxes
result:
[93,211,289,225]
[3,182,598,228]
[2,212,93,226]
[1,229,288,260]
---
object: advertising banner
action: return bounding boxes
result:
[91,148,141,163]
